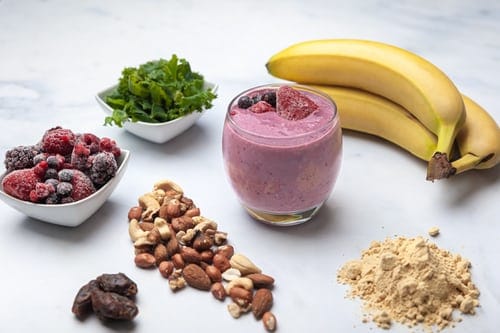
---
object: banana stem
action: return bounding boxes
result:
[451,153,483,175]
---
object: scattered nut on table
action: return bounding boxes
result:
[126,179,278,331]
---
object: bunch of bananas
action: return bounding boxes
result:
[266,39,500,181]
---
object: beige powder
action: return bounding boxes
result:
[337,236,480,331]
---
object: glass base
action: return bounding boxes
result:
[244,204,323,226]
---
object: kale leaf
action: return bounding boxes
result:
[104,55,217,127]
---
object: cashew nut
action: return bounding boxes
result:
[230,253,262,275]
[129,218,149,242]
[153,217,171,240]
[154,179,183,196]
[139,193,160,221]
[193,216,218,232]
[225,277,254,294]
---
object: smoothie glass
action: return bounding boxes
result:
[222,84,342,225]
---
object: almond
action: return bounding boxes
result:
[246,273,275,288]
[252,288,273,319]
[180,246,202,264]
[182,263,212,291]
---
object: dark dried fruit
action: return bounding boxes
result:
[96,273,137,298]
[91,289,138,321]
[72,280,99,320]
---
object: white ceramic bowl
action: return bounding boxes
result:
[96,82,217,143]
[0,149,130,227]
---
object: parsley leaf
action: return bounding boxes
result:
[104,55,217,127]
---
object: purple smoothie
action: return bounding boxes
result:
[222,84,342,223]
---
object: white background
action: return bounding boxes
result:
[0,0,499,332]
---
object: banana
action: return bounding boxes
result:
[451,95,500,174]
[308,84,437,161]
[306,85,500,178]
[266,39,466,173]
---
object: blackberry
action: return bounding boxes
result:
[57,182,73,197]
[44,168,59,180]
[58,169,74,182]
[237,96,253,109]
[4,145,41,173]
[261,91,277,107]
[89,152,117,186]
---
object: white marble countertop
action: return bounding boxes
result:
[0,0,499,332]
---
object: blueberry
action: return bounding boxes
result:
[261,91,276,107]
[252,94,262,104]
[44,168,59,180]
[237,96,253,109]
[33,153,46,165]
[58,169,73,182]
[46,155,59,169]
[57,182,73,197]
[45,193,60,204]
[45,178,59,188]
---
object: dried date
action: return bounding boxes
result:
[91,289,139,321]
[96,272,137,298]
[72,273,139,322]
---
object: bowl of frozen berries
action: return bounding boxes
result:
[0,126,130,227]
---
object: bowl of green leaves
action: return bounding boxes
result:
[96,55,217,143]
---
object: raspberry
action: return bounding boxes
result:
[75,133,101,155]
[71,143,91,171]
[29,182,56,203]
[99,137,121,158]
[70,169,96,201]
[276,86,318,120]
[4,145,41,173]
[89,152,118,187]
[40,126,76,155]
[1,168,42,201]
[33,160,49,178]
[248,101,275,114]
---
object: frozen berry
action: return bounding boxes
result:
[99,138,121,158]
[276,86,318,120]
[237,96,253,109]
[89,152,117,187]
[58,169,74,182]
[71,169,96,201]
[29,182,55,203]
[44,168,59,180]
[60,196,75,204]
[75,133,101,155]
[33,153,48,165]
[45,178,59,188]
[33,160,49,178]
[40,127,76,156]
[252,94,262,104]
[261,91,277,107]
[71,143,91,171]
[248,100,275,113]
[45,193,60,204]
[4,145,41,173]
[2,168,42,201]
[46,154,65,170]
[56,182,73,197]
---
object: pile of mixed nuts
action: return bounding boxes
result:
[127,179,277,331]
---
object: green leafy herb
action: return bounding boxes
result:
[104,55,217,127]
